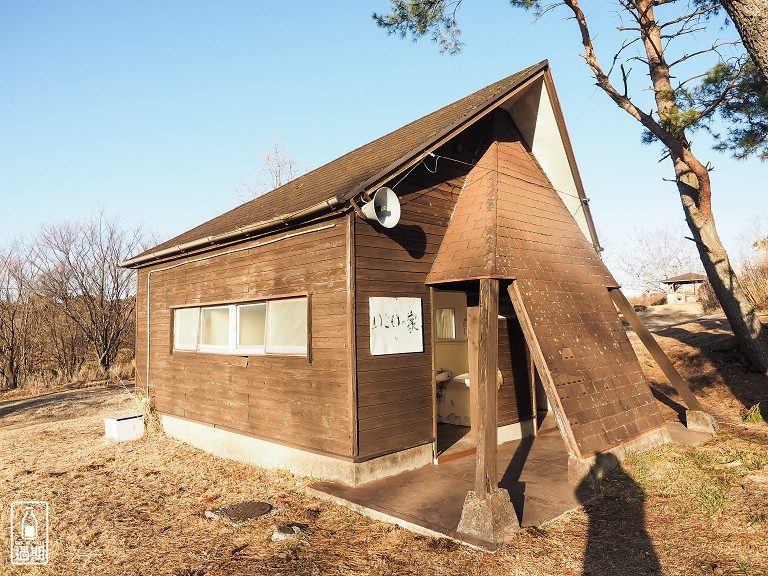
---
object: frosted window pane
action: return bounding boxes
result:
[267,297,307,354]
[201,306,230,346]
[238,303,266,348]
[174,308,200,350]
[435,308,456,340]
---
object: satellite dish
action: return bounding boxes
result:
[360,187,401,228]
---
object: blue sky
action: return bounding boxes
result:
[1,1,765,278]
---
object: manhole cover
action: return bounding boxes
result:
[205,500,272,524]
[224,501,272,520]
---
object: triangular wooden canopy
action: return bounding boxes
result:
[427,110,666,458]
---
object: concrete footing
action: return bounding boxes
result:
[686,410,718,434]
[568,425,672,488]
[456,489,519,544]
[160,415,433,486]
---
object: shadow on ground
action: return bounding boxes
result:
[579,453,661,576]
[0,386,127,428]
[628,313,768,413]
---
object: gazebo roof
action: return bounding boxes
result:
[661,272,707,284]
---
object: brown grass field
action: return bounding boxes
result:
[1,310,767,575]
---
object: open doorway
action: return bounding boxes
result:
[432,284,548,462]
[433,289,473,460]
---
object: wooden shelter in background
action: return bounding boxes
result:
[122,62,707,540]
[662,272,707,304]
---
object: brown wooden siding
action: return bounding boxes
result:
[136,217,353,457]
[354,121,491,459]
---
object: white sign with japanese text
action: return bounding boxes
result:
[369,297,423,356]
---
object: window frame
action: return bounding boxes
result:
[264,297,309,355]
[172,306,201,351]
[235,302,267,355]
[171,295,309,357]
[199,305,232,352]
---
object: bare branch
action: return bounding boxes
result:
[658,5,719,29]
[668,41,739,68]
[608,37,642,77]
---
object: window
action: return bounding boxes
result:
[237,302,266,352]
[172,296,308,356]
[266,297,307,354]
[173,307,200,350]
[201,306,230,349]
[435,308,456,340]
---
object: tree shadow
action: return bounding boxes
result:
[0,386,123,421]
[635,317,768,411]
[578,453,661,576]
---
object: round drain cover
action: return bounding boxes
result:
[223,500,272,521]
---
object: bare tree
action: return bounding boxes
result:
[736,213,768,309]
[0,242,36,389]
[35,214,143,376]
[37,283,88,381]
[615,226,701,295]
[373,0,768,372]
[236,137,305,199]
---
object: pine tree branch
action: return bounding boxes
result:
[668,41,738,68]
[658,5,719,29]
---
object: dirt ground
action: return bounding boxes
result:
[1,310,767,575]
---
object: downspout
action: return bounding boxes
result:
[141,222,337,398]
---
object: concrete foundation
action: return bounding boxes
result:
[686,410,718,434]
[160,415,433,486]
[456,489,519,544]
[497,419,535,443]
[568,425,672,487]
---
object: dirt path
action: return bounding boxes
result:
[0,386,131,432]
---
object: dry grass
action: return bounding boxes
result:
[0,313,767,575]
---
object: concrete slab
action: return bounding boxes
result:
[667,421,712,446]
[309,430,592,549]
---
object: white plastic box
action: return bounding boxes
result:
[104,412,145,442]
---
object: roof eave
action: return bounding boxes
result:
[119,196,343,268]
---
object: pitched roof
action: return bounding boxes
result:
[426,109,616,287]
[661,272,707,284]
[124,61,548,267]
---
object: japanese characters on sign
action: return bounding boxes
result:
[369,297,423,356]
[10,501,48,566]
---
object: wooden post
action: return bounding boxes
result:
[475,278,499,499]
[507,281,581,458]
[609,288,704,412]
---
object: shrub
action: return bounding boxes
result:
[647,292,667,306]
[698,281,722,314]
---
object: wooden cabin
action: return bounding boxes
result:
[122,61,677,489]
